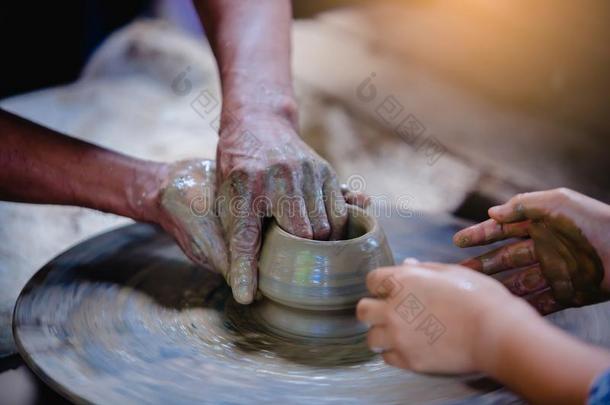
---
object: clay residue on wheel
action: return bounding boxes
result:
[13,224,493,404]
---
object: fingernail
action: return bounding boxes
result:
[233,277,253,304]
[402,257,420,265]
[488,205,505,218]
[454,234,471,247]
[235,287,253,304]
[371,347,385,354]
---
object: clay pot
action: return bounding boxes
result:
[255,205,394,338]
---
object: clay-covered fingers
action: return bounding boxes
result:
[498,264,548,296]
[323,173,348,240]
[218,177,262,304]
[189,167,230,274]
[454,189,576,248]
[269,164,313,239]
[226,215,262,304]
[487,190,571,223]
[188,217,230,275]
[158,160,229,276]
[356,297,387,326]
[460,239,537,274]
[301,162,331,240]
[526,289,563,315]
[454,219,530,248]
[272,163,351,241]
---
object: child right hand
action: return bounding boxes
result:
[454,188,610,313]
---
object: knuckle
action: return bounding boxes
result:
[499,248,511,268]
[553,187,574,201]
[230,224,260,253]
[513,192,527,204]
[393,271,410,285]
[269,161,292,176]
[300,158,316,175]
[319,162,333,179]
[227,169,254,190]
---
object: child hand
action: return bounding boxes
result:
[357,262,535,374]
[454,189,610,312]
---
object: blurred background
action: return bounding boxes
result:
[1,0,610,356]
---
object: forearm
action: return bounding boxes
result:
[0,109,165,222]
[193,0,297,125]
[478,300,610,404]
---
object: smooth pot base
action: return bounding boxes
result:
[251,298,368,339]
[13,224,500,404]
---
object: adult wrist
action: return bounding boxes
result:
[126,161,170,224]
[221,84,299,131]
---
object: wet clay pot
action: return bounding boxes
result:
[255,205,394,338]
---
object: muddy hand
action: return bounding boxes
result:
[454,188,610,313]
[155,159,229,276]
[217,111,369,304]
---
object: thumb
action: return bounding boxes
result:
[190,217,229,276]
[227,215,262,304]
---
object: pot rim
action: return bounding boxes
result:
[270,204,378,246]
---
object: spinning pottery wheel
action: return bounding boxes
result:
[13,213,610,404]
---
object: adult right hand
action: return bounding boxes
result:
[216,109,368,304]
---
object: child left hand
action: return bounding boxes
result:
[356,262,537,374]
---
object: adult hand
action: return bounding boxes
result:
[356,262,535,374]
[196,0,368,304]
[154,159,229,276]
[453,188,610,313]
[216,110,366,304]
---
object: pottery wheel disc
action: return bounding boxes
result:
[15,215,610,404]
